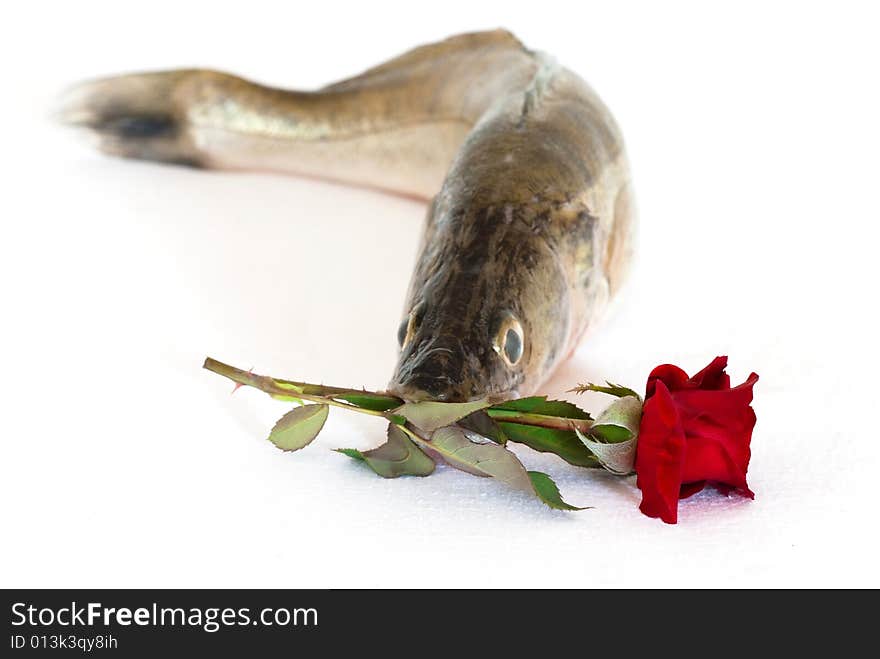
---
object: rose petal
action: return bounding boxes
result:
[687,356,730,390]
[635,381,687,524]
[680,434,750,490]
[679,481,706,499]
[638,360,759,523]
[645,363,689,398]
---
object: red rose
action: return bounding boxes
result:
[635,356,758,524]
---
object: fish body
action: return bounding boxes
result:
[58,30,635,402]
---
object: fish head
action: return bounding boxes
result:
[387,206,571,403]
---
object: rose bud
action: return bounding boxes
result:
[635,356,758,524]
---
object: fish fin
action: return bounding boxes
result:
[323,29,525,92]
[54,70,204,167]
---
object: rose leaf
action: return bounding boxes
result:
[268,403,330,451]
[392,399,491,432]
[528,471,589,510]
[497,422,601,468]
[457,410,508,445]
[491,396,592,419]
[590,395,643,444]
[335,424,435,478]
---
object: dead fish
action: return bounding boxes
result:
[57,29,635,403]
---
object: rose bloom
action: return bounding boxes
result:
[635,356,758,524]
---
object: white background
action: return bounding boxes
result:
[2,1,878,588]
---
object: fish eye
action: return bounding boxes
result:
[493,314,524,366]
[504,328,522,364]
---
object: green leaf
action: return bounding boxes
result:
[498,422,600,468]
[335,424,435,478]
[491,396,591,419]
[270,381,306,404]
[425,428,584,511]
[429,426,535,489]
[332,392,402,412]
[335,448,365,461]
[268,404,330,451]
[569,381,641,400]
[528,471,588,510]
[457,410,508,445]
[572,396,642,475]
[269,393,304,404]
[591,425,632,443]
[575,428,637,476]
[590,395,643,444]
[393,399,491,432]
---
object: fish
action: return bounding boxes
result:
[57,29,635,403]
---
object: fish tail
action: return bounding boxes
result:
[55,30,537,197]
[54,69,207,167]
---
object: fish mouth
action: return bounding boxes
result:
[390,377,463,402]
[389,377,519,403]
[388,337,481,402]
[388,338,521,403]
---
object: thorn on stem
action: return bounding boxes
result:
[230,366,255,395]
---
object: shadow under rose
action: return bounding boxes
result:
[675,486,756,524]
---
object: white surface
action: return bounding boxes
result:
[2,1,878,588]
